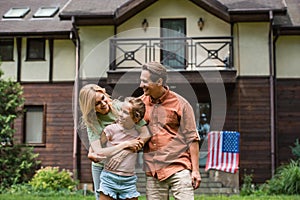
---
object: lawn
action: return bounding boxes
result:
[0,194,299,200]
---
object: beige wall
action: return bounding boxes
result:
[276,36,300,78]
[116,0,230,68]
[53,40,76,81]
[79,26,114,79]
[21,38,50,82]
[234,22,270,76]
[1,38,76,82]
[118,0,230,37]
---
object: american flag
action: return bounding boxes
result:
[205,131,240,173]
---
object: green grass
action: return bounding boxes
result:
[0,194,299,200]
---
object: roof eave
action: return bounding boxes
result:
[0,31,72,38]
[189,0,230,22]
[229,8,287,22]
[59,13,115,25]
[114,0,158,25]
[274,26,300,35]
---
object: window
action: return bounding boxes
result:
[24,106,46,146]
[161,19,187,69]
[0,39,14,61]
[196,102,211,167]
[3,7,30,18]
[33,7,59,18]
[26,38,45,60]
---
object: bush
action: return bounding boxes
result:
[0,66,40,192]
[29,166,78,192]
[290,139,300,160]
[240,171,255,196]
[0,145,40,191]
[262,159,300,195]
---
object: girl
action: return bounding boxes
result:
[97,97,146,200]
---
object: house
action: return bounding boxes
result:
[1,0,299,194]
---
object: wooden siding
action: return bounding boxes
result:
[276,79,300,165]
[192,78,272,184]
[12,78,300,186]
[14,83,92,183]
[235,78,272,184]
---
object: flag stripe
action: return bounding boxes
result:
[205,131,240,174]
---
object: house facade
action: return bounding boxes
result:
[1,0,300,190]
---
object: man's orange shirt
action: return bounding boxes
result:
[141,88,199,181]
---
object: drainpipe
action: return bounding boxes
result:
[268,10,275,177]
[71,16,81,181]
[273,31,279,169]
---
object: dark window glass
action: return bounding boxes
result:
[161,19,186,69]
[27,38,45,60]
[0,39,14,61]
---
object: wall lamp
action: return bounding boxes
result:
[197,17,204,31]
[142,18,149,32]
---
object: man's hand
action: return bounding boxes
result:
[191,170,201,189]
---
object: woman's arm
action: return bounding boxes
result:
[88,146,106,163]
[91,131,144,157]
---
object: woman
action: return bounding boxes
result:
[79,84,150,200]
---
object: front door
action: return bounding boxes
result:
[161,19,186,69]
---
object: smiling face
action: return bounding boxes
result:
[139,70,159,97]
[118,102,135,129]
[94,92,110,115]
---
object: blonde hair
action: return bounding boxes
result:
[124,97,145,123]
[79,84,115,133]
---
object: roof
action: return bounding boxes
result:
[60,0,293,25]
[0,0,299,36]
[60,0,158,25]
[0,0,72,37]
[60,0,128,16]
[221,0,286,11]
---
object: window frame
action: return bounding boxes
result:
[0,38,14,61]
[3,7,30,18]
[23,105,47,147]
[33,7,59,18]
[26,38,46,61]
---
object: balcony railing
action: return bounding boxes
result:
[109,36,233,70]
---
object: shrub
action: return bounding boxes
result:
[290,139,300,160]
[240,171,255,196]
[29,166,78,192]
[263,159,300,195]
[0,67,40,191]
[0,144,40,192]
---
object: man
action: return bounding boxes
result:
[139,61,201,200]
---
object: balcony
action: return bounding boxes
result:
[107,36,237,85]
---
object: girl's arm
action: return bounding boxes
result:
[129,125,151,152]
[137,125,151,144]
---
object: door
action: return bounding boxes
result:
[161,19,186,69]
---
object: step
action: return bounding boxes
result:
[135,168,239,196]
[195,187,237,195]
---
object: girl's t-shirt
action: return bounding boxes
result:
[104,123,139,176]
[86,99,146,166]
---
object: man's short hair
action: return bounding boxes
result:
[142,61,167,85]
